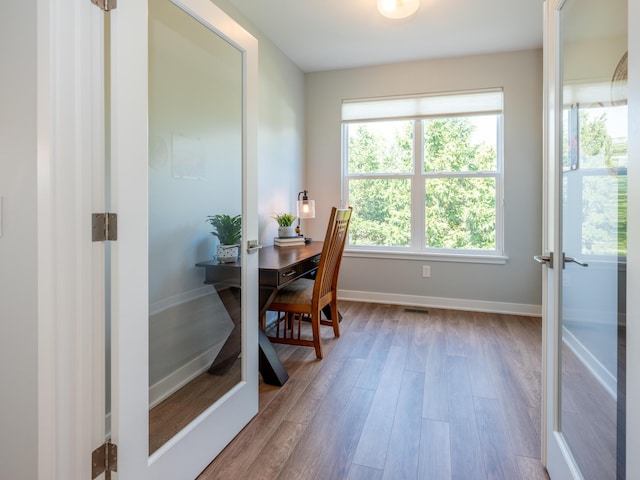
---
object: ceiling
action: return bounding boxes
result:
[226,0,544,73]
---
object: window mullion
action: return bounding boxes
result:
[413,120,425,249]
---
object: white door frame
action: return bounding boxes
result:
[626,0,640,478]
[541,0,578,477]
[36,0,104,478]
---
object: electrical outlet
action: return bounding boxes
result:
[422,265,431,278]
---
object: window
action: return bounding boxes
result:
[342,89,504,259]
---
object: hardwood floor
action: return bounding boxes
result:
[197,302,550,480]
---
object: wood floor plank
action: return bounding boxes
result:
[381,370,425,479]
[355,310,398,390]
[418,419,452,480]
[198,377,309,480]
[516,456,550,480]
[241,420,306,480]
[466,312,500,399]
[474,396,521,480]
[348,464,384,480]
[505,316,543,374]
[352,345,408,469]
[446,355,487,480]
[311,387,376,480]
[276,359,369,479]
[405,310,432,373]
[445,310,472,357]
[484,342,541,459]
[422,330,449,422]
[286,351,357,426]
[348,303,389,359]
[391,305,414,349]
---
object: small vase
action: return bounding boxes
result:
[278,226,297,238]
[216,244,239,263]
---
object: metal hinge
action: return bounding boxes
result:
[92,441,117,479]
[92,213,118,242]
[91,0,117,11]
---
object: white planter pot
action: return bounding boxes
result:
[216,244,239,263]
[278,226,297,238]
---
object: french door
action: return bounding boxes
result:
[107,0,259,478]
[542,0,628,478]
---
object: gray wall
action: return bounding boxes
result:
[214,0,306,244]
[0,1,39,479]
[305,49,543,310]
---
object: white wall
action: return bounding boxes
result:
[305,50,543,312]
[0,2,39,479]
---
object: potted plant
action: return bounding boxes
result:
[272,212,297,238]
[206,214,242,263]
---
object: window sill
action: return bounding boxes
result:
[343,248,508,265]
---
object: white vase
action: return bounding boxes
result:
[278,226,297,238]
[216,244,239,263]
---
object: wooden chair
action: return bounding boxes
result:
[264,207,352,359]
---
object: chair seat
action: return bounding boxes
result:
[273,277,314,305]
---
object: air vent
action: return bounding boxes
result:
[404,308,429,315]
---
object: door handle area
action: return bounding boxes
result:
[564,254,588,268]
[247,240,262,254]
[534,252,553,267]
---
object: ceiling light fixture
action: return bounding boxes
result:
[377,0,420,20]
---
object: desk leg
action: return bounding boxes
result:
[322,304,342,322]
[207,287,242,376]
[258,329,289,386]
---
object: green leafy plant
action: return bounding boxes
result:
[272,212,297,227]
[206,214,242,245]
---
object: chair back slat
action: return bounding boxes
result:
[313,207,352,304]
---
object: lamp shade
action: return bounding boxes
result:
[377,0,419,19]
[297,199,315,219]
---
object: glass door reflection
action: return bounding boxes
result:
[559,0,627,477]
[147,0,243,454]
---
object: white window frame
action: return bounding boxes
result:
[341,89,507,264]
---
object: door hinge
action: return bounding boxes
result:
[92,213,118,242]
[92,441,117,479]
[91,0,117,11]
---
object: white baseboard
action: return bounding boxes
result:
[148,340,225,409]
[149,285,213,317]
[337,289,542,317]
[562,326,617,399]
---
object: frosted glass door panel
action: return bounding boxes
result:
[148,0,243,454]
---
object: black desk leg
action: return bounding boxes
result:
[258,329,289,386]
[322,305,342,322]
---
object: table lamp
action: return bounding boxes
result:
[296,190,315,242]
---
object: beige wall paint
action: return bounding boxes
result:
[305,49,544,309]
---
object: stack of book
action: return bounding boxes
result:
[274,236,305,247]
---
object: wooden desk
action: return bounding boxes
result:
[196,241,323,386]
